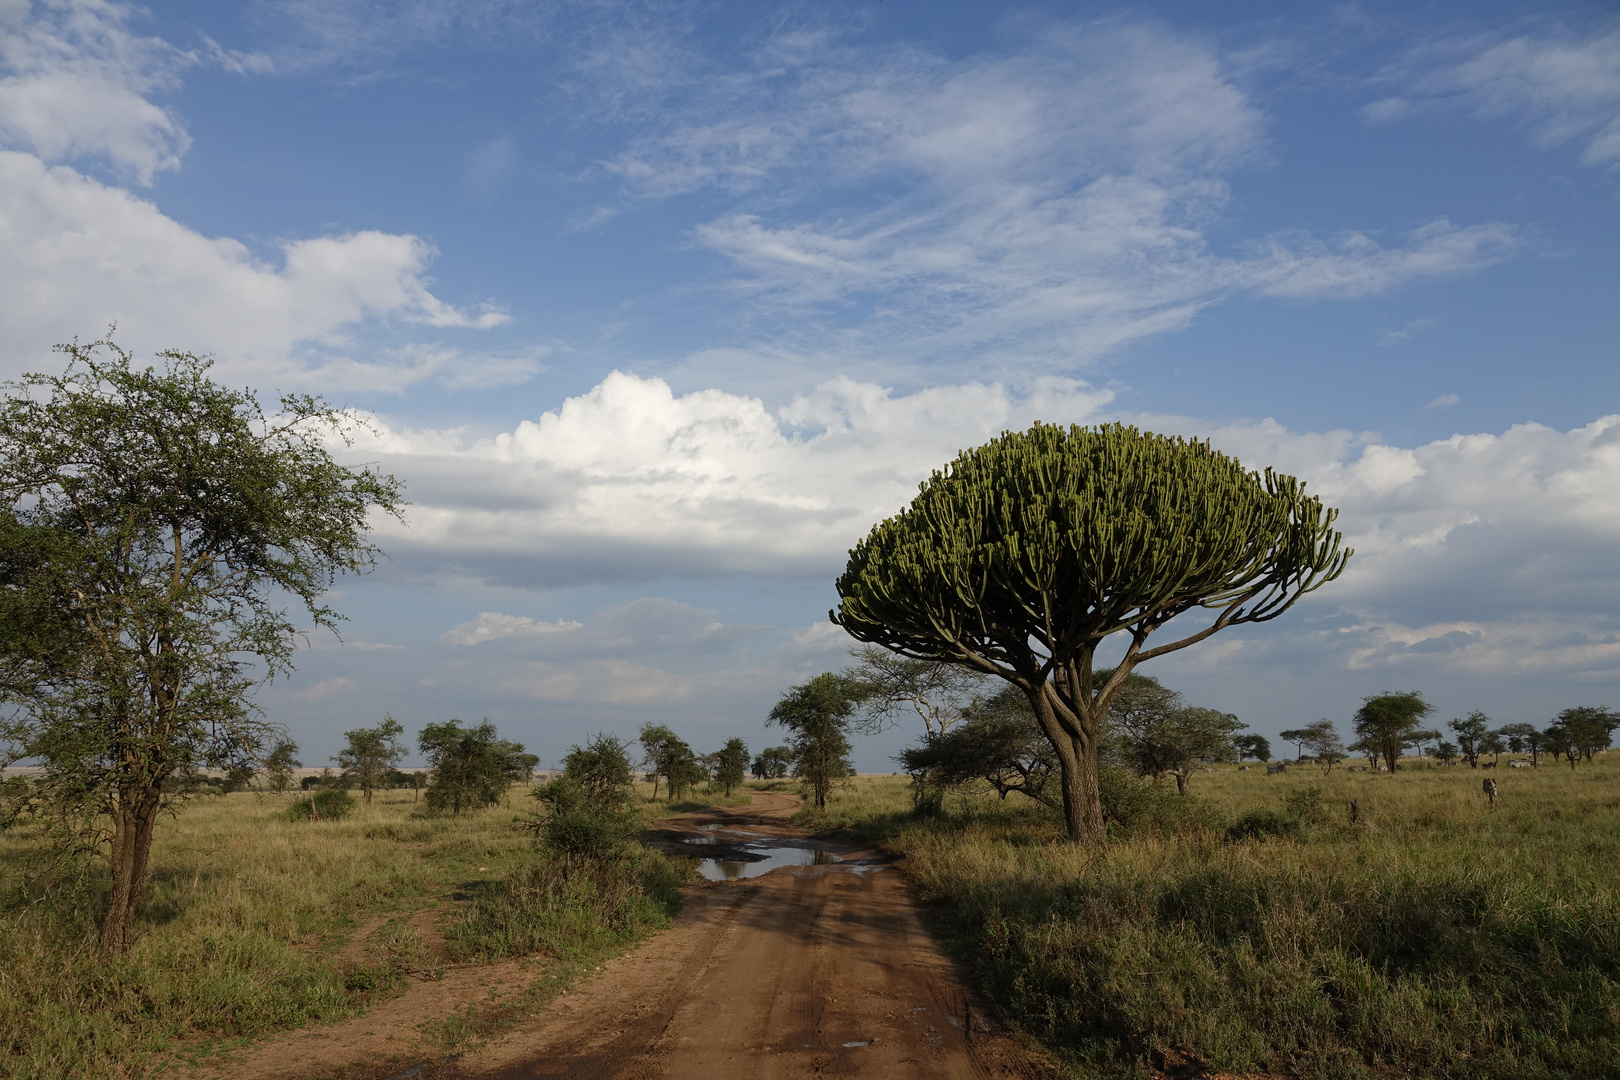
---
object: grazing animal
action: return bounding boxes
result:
[1481,761,1496,770]
[1483,777,1498,809]
[1509,760,1533,768]
[1347,766,1368,772]
[1266,763,1286,775]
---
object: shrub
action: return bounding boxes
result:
[284,789,355,822]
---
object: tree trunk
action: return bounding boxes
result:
[1054,734,1105,844]
[1173,768,1191,796]
[101,783,164,956]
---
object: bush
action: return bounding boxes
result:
[284,789,355,822]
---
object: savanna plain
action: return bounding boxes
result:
[3,756,1618,1080]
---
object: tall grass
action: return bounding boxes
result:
[0,784,685,1080]
[813,759,1620,1079]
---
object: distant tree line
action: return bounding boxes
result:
[1274,693,1618,772]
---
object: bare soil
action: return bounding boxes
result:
[177,791,1052,1080]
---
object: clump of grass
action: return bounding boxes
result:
[446,848,688,963]
[823,757,1620,1079]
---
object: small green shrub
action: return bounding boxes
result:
[284,789,356,822]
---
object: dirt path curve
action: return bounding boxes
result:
[431,791,1047,1080]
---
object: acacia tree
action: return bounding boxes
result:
[751,746,794,779]
[263,738,301,795]
[768,673,857,809]
[1354,692,1436,774]
[638,723,686,800]
[1299,719,1346,774]
[1546,707,1619,769]
[335,715,406,804]
[711,737,749,796]
[419,719,525,814]
[1278,727,1311,763]
[842,644,986,737]
[833,423,1348,844]
[0,340,402,954]
[1448,711,1491,768]
[1232,734,1272,763]
[900,684,1058,811]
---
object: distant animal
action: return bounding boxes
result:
[1509,760,1533,768]
[1265,764,1286,775]
[1377,765,1388,772]
[1238,765,1250,771]
[1481,761,1496,769]
[1483,777,1498,809]
[1348,766,1368,772]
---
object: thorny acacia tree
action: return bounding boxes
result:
[834,423,1349,845]
[335,715,406,804]
[768,673,857,809]
[842,643,986,737]
[1353,692,1438,774]
[0,340,403,953]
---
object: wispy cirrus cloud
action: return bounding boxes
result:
[1364,23,1620,170]
[586,20,1524,374]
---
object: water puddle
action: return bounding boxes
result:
[697,842,844,880]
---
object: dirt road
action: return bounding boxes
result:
[431,791,1044,1080]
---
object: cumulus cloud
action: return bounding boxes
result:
[0,0,194,182]
[356,370,1115,583]
[441,611,583,646]
[0,151,510,384]
[0,2,510,388]
[292,675,358,702]
[1368,25,1620,170]
[346,370,1620,683]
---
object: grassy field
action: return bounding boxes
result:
[0,781,694,1080]
[800,757,1620,1080]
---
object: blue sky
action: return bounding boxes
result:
[2,0,1619,769]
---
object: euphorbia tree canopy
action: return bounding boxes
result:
[832,422,1350,843]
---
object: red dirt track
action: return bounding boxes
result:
[425,790,1046,1079]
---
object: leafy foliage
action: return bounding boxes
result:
[710,737,749,796]
[751,746,794,779]
[262,738,301,795]
[0,339,403,952]
[419,719,525,814]
[335,716,405,804]
[1354,692,1437,773]
[899,684,1058,809]
[768,673,858,809]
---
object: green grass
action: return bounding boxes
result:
[0,784,690,1080]
[806,758,1620,1079]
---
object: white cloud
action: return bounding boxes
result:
[1379,316,1440,346]
[357,370,1115,582]
[1424,393,1460,410]
[441,611,583,646]
[0,0,192,182]
[345,369,1620,683]
[0,151,509,385]
[1371,26,1620,170]
[292,675,357,702]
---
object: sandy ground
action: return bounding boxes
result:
[179,791,1051,1080]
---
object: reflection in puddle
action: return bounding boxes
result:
[698,843,844,880]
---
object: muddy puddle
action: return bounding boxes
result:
[696,842,844,881]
